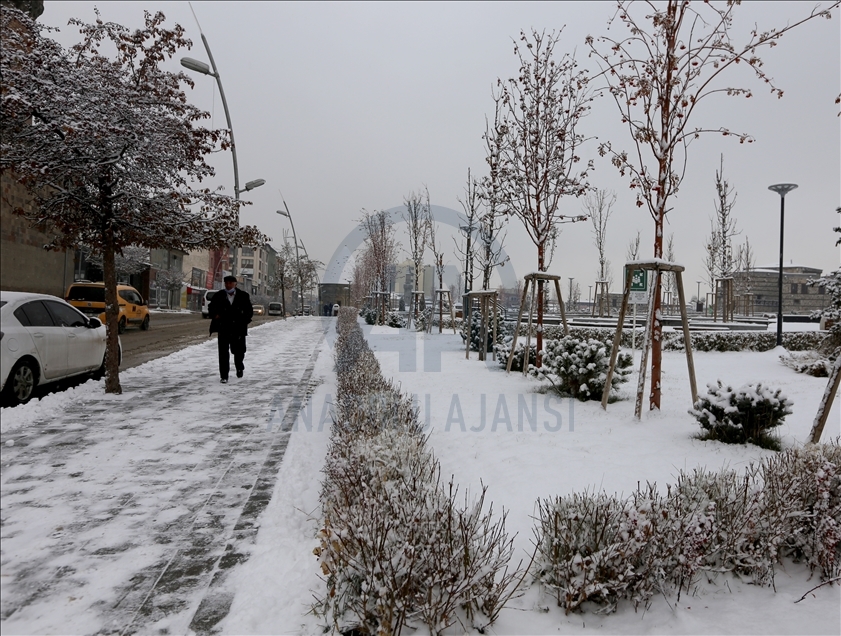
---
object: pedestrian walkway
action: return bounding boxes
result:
[0,318,332,635]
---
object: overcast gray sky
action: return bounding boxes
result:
[41,1,840,295]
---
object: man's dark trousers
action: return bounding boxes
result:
[218,332,247,379]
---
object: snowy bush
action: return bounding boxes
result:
[780,350,833,377]
[526,325,825,353]
[690,381,792,447]
[533,443,841,614]
[533,336,633,402]
[494,338,537,372]
[386,311,405,329]
[359,306,377,325]
[461,305,505,352]
[316,306,523,634]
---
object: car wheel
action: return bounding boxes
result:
[140,315,150,331]
[118,317,127,334]
[4,359,38,405]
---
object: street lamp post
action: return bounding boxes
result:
[768,183,798,347]
[588,284,593,309]
[180,30,264,284]
[277,195,304,317]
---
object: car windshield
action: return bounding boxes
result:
[67,287,105,302]
[206,291,217,299]
[0,301,6,308]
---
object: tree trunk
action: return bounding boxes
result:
[102,218,122,394]
[536,243,545,367]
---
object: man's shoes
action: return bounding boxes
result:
[220,377,228,383]
[236,369,243,378]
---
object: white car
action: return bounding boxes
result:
[1,291,115,405]
[201,289,218,319]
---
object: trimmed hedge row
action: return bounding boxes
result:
[314,308,521,635]
[520,324,826,352]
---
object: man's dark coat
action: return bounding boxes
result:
[208,289,253,337]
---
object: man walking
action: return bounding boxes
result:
[208,275,254,383]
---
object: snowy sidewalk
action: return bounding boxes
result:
[0,317,334,635]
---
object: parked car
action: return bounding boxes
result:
[253,304,265,316]
[332,303,340,316]
[1,291,119,405]
[65,281,150,333]
[201,289,218,319]
[267,302,283,316]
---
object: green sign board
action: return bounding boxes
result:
[630,268,647,292]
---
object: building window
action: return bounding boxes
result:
[790,283,798,294]
[241,259,254,269]
[800,283,809,294]
[818,286,825,295]
[191,267,204,288]
[241,247,254,256]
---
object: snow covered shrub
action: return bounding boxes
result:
[317,308,522,634]
[690,381,792,447]
[360,306,377,325]
[534,336,633,401]
[780,350,832,377]
[533,443,841,615]
[761,444,841,580]
[461,305,505,352]
[663,330,824,353]
[386,311,405,329]
[494,337,537,372]
[810,264,841,353]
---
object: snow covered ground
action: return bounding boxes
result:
[2,317,839,635]
[223,321,841,635]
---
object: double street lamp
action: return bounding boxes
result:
[180,33,264,286]
[768,183,798,347]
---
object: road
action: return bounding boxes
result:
[121,311,282,369]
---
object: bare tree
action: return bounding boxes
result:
[491,29,593,362]
[733,235,756,301]
[453,170,480,296]
[585,190,615,287]
[626,231,641,261]
[704,155,740,290]
[584,190,615,315]
[359,209,397,324]
[475,107,510,292]
[403,188,430,321]
[350,246,377,308]
[0,8,266,393]
[427,214,452,325]
[587,0,838,410]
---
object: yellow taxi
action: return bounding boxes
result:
[65,282,150,333]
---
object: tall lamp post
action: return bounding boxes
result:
[277,195,304,316]
[180,30,264,286]
[768,183,798,346]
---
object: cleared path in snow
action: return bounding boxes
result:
[0,317,331,635]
